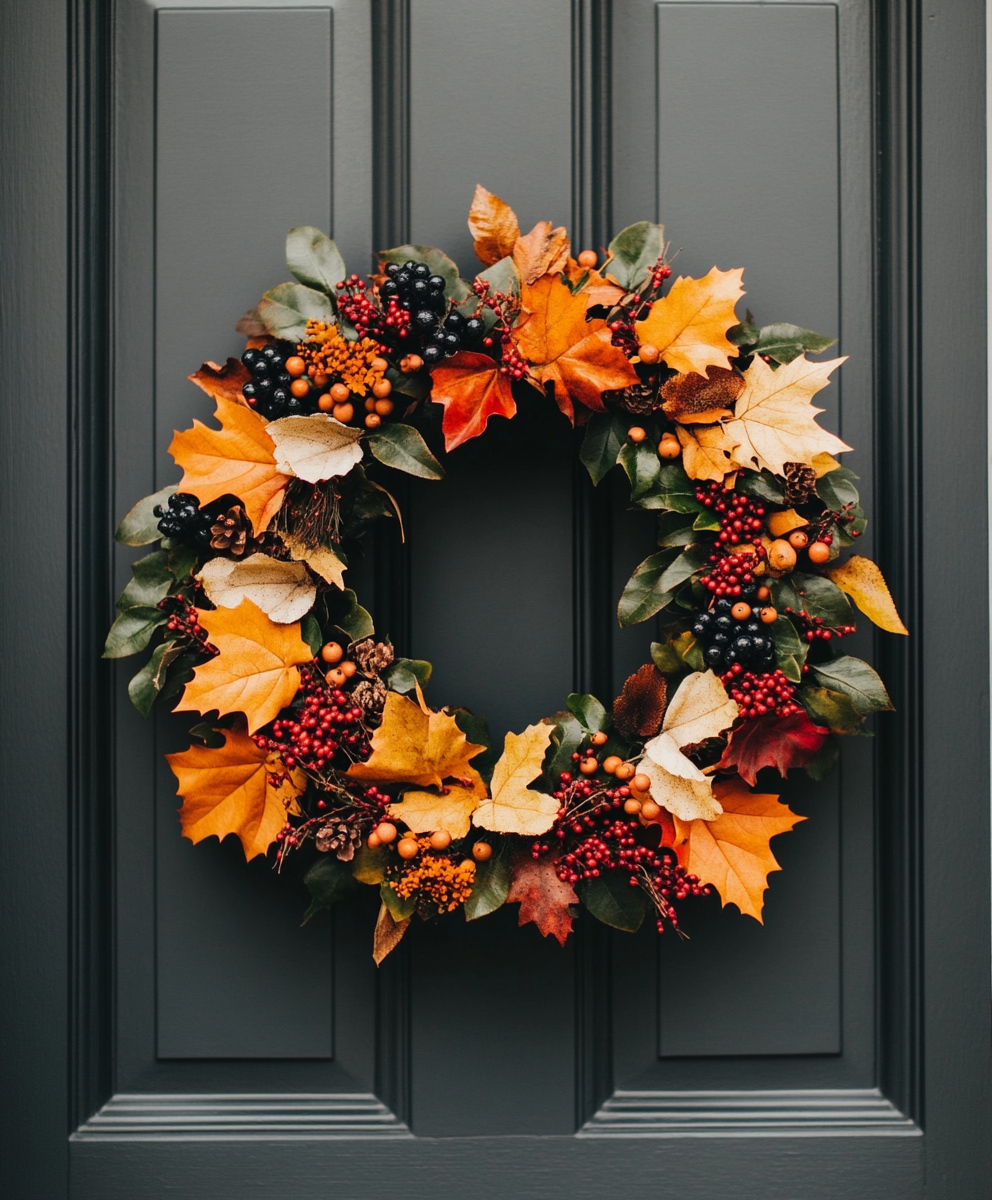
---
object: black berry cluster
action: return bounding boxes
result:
[693,593,776,673]
[241,340,314,420]
[155,492,213,545]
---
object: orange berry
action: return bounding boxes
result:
[285,356,306,377]
[330,382,350,403]
[623,798,642,815]
[430,830,452,850]
[472,841,493,862]
[340,660,357,678]
[326,667,347,686]
[614,762,635,781]
[638,343,660,365]
[370,357,389,373]
[731,602,752,621]
[577,249,598,268]
[332,402,354,423]
[807,541,831,564]
[759,606,778,624]
[376,822,397,844]
[756,585,771,602]
[320,641,344,664]
[640,800,661,820]
[317,393,334,412]
[591,731,609,746]
[372,378,392,398]
[579,757,599,776]
[632,773,651,793]
[364,397,377,412]
[374,398,394,416]
[313,372,329,390]
[397,838,419,860]
[628,426,647,444]
[602,755,623,775]
[658,435,681,459]
[768,539,798,572]
[365,413,382,429]
[401,354,424,374]
[367,832,381,849]
[290,378,310,399]
[788,529,809,549]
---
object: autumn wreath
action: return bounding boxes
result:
[107,186,906,961]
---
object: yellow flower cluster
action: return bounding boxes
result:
[300,320,385,397]
[393,840,477,914]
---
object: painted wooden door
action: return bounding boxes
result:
[1,1,990,1197]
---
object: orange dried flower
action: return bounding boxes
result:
[299,321,386,397]
[392,837,476,913]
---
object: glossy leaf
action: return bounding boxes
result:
[257,281,336,342]
[618,438,662,503]
[580,412,628,484]
[815,467,860,511]
[331,588,375,642]
[751,322,836,364]
[285,226,346,294]
[464,848,513,921]
[566,693,609,734]
[605,221,665,291]
[788,572,855,628]
[103,606,167,659]
[579,872,646,932]
[116,550,173,610]
[618,544,707,627]
[302,856,359,924]
[367,423,444,480]
[810,655,894,715]
[769,615,808,683]
[127,640,184,717]
[383,657,433,694]
[799,685,865,735]
[115,484,175,546]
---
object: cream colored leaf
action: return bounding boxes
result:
[660,670,739,750]
[473,723,558,836]
[643,730,708,782]
[636,753,723,822]
[828,555,908,635]
[197,553,316,624]
[266,414,364,483]
[721,355,852,476]
[281,531,346,589]
[387,770,487,840]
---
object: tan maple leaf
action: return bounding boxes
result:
[473,723,558,836]
[167,727,304,861]
[169,394,290,535]
[468,184,521,266]
[513,274,638,420]
[174,597,311,733]
[197,553,316,624]
[828,555,908,635]
[512,221,570,285]
[672,777,805,922]
[720,354,852,476]
[676,423,743,483]
[388,772,487,841]
[634,267,745,376]
[507,852,578,946]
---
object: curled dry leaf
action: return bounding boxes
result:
[169,395,290,535]
[671,778,805,922]
[828,555,908,635]
[512,220,570,284]
[661,366,744,422]
[473,723,559,837]
[635,267,745,376]
[373,903,411,965]
[266,414,365,483]
[281,531,346,589]
[188,358,252,408]
[429,351,517,451]
[717,709,829,786]
[507,852,578,946]
[197,553,316,624]
[468,184,521,266]
[564,258,626,309]
[388,774,487,841]
[613,664,668,738]
[167,727,304,861]
[174,597,312,733]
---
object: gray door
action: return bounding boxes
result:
[2,1,990,1197]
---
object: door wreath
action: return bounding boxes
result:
[107,186,906,961]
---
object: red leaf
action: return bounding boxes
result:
[717,711,829,787]
[429,351,517,451]
[507,853,578,946]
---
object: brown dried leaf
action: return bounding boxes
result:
[507,853,578,946]
[373,903,411,965]
[468,184,521,266]
[661,366,745,422]
[512,221,570,285]
[613,664,668,738]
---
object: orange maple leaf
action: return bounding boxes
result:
[429,351,517,451]
[564,258,626,309]
[507,852,578,946]
[188,357,252,407]
[635,267,745,376]
[174,597,311,733]
[513,274,638,420]
[512,221,571,284]
[169,393,291,535]
[671,777,805,922]
[167,726,305,860]
[468,184,521,266]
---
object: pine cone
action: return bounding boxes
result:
[315,820,362,862]
[605,381,659,416]
[351,638,395,677]
[783,463,817,506]
[210,505,250,556]
[353,677,387,723]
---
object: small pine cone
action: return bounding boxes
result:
[783,462,817,506]
[210,505,250,556]
[351,638,395,676]
[606,381,659,416]
[353,677,388,723]
[315,821,362,862]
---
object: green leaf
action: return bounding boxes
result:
[285,226,346,294]
[727,310,760,348]
[452,708,497,785]
[816,468,860,511]
[692,509,722,532]
[352,844,390,884]
[158,647,199,702]
[579,872,646,932]
[188,721,226,749]
[811,655,894,715]
[769,616,808,683]
[103,606,167,659]
[383,657,433,694]
[580,412,627,485]
[647,463,705,513]
[331,588,374,643]
[605,221,665,291]
[566,694,609,734]
[116,550,174,610]
[617,544,708,627]
[543,712,585,787]
[799,685,864,735]
[114,484,175,546]
[618,439,662,503]
[475,254,519,299]
[378,244,473,303]
[672,629,705,672]
[257,282,336,342]
[380,883,417,921]
[657,511,698,548]
[367,423,444,480]
[752,322,836,365]
[769,576,800,613]
[737,471,785,505]
[650,640,684,674]
[464,848,512,921]
[302,856,360,924]
[127,640,183,717]
[788,572,856,627]
[386,363,431,401]
[805,735,839,781]
[168,541,200,584]
[833,505,868,547]
[300,614,323,656]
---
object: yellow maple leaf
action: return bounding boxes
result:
[634,267,745,376]
[347,691,487,790]
[167,727,305,861]
[388,771,488,840]
[828,555,908,635]
[169,394,290,535]
[175,597,311,733]
[720,354,852,476]
[672,778,805,922]
[468,184,521,266]
[676,423,742,482]
[473,723,559,836]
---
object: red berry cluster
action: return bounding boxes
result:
[650,261,672,290]
[700,550,766,598]
[720,666,802,719]
[696,482,767,546]
[157,595,216,654]
[334,276,402,349]
[252,664,371,772]
[474,281,528,377]
[785,607,856,644]
[608,314,638,357]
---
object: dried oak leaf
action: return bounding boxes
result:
[717,710,829,786]
[468,184,521,266]
[197,553,316,624]
[189,358,252,408]
[676,423,743,483]
[388,774,487,841]
[634,267,745,376]
[429,351,517,452]
[373,903,411,966]
[473,723,559,837]
[828,555,908,635]
[347,689,487,790]
[169,394,291,536]
[613,664,668,738]
[512,221,571,285]
[513,274,638,421]
[661,366,744,423]
[174,597,311,733]
[167,726,304,861]
[507,852,578,946]
[720,354,852,476]
[671,777,805,922]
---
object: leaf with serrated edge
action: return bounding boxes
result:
[473,724,559,836]
[634,267,745,376]
[429,351,516,452]
[266,414,364,483]
[197,553,316,624]
[507,853,578,945]
[281,532,346,589]
[388,773,487,840]
[512,221,570,284]
[827,555,908,635]
[676,423,742,482]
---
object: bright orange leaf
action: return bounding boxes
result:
[671,778,805,922]
[513,274,638,420]
[468,184,521,266]
[169,393,291,535]
[635,267,745,376]
[174,597,311,733]
[168,727,305,860]
[564,258,626,309]
[429,351,517,451]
